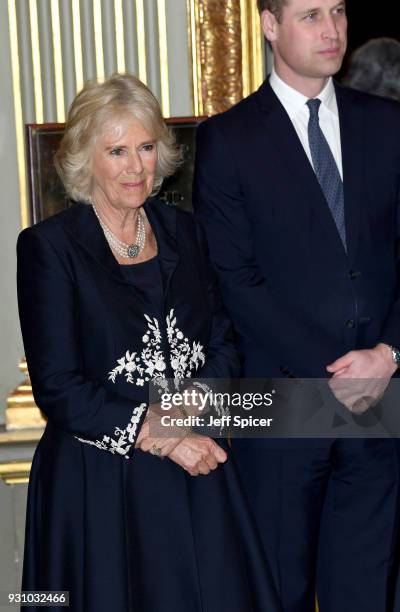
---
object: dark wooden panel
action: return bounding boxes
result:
[26,117,206,225]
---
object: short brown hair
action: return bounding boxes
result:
[257,0,287,22]
[55,74,181,203]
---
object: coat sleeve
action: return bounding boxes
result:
[17,226,147,459]
[193,219,240,380]
[379,151,400,348]
[193,118,323,375]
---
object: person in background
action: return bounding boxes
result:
[193,1,400,610]
[17,74,280,612]
[344,37,400,101]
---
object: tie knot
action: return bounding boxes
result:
[307,98,321,118]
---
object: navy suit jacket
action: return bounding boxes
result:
[17,199,238,457]
[194,79,400,378]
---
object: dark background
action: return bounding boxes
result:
[346,0,399,52]
[340,0,400,76]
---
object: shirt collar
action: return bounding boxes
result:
[270,68,338,118]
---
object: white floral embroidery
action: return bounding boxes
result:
[191,381,230,434]
[108,314,166,387]
[108,309,206,388]
[75,403,147,459]
[191,381,230,420]
[166,310,206,379]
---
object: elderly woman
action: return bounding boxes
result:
[17,74,280,612]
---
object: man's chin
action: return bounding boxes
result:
[320,54,345,72]
[311,60,344,79]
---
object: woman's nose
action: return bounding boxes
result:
[126,152,143,174]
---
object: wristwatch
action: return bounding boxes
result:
[389,345,400,368]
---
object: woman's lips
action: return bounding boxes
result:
[121,181,145,189]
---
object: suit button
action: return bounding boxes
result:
[346,319,355,329]
[349,270,361,280]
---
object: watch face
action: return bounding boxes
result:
[393,348,400,366]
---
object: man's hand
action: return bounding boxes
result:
[326,344,396,413]
[327,343,396,379]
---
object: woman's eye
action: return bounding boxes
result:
[142,143,155,152]
[110,147,124,156]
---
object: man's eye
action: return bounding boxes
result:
[304,11,317,21]
[334,5,345,15]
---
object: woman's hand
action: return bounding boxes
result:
[167,434,227,476]
[135,402,227,475]
[135,416,184,457]
[135,400,192,456]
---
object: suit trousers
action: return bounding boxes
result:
[232,438,400,612]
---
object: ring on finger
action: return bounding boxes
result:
[149,444,163,458]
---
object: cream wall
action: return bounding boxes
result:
[0,0,25,425]
[0,0,193,424]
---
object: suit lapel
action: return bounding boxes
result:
[335,82,365,262]
[62,203,126,281]
[144,198,179,298]
[254,79,350,260]
[61,199,180,294]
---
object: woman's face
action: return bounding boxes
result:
[91,114,158,211]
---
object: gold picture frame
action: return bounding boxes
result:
[187,0,265,116]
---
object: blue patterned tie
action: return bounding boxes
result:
[307,98,346,250]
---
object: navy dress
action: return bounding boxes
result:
[18,201,281,612]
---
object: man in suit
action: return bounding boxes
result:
[193,1,400,610]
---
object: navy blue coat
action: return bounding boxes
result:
[193,79,400,611]
[194,80,400,378]
[17,200,281,611]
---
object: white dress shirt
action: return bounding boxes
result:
[269,68,343,179]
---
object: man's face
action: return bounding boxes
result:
[263,0,347,90]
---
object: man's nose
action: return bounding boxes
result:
[322,15,339,39]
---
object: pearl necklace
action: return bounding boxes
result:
[92,204,146,259]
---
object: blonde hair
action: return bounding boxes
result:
[54,73,181,202]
